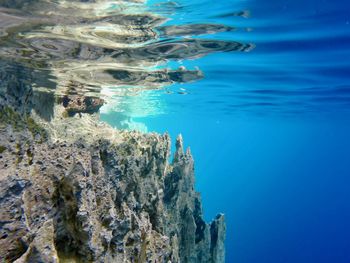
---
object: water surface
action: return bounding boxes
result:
[1,0,350,262]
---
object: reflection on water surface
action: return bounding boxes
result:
[0,0,253,129]
[1,0,349,129]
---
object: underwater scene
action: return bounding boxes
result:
[0,0,350,262]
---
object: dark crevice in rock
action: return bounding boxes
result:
[32,90,55,122]
[53,173,94,262]
[194,197,207,244]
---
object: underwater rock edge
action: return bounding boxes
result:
[0,65,226,262]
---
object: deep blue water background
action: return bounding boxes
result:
[103,0,350,262]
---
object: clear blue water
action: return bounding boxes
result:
[1,0,349,262]
[101,0,350,262]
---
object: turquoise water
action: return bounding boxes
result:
[1,0,349,262]
[102,0,350,262]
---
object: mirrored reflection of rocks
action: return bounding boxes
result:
[0,0,253,127]
[0,0,255,128]
[157,24,235,37]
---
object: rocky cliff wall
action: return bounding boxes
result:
[0,63,226,262]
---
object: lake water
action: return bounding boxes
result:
[103,0,350,262]
[1,0,350,262]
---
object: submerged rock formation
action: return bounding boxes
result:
[0,0,236,260]
[0,64,226,262]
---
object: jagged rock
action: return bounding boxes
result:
[0,39,225,263]
[0,122,226,262]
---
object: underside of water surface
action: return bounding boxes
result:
[1,0,350,262]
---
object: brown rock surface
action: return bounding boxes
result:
[61,95,105,116]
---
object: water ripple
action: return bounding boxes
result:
[4,0,347,121]
[0,0,254,124]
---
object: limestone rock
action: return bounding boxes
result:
[0,61,226,263]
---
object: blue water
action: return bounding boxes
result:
[102,0,350,262]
